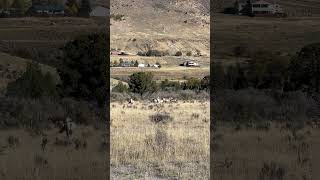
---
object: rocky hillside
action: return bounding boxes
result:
[110,0,210,56]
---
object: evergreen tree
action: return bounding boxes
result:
[6,62,57,99]
[57,33,108,106]
[65,0,79,16]
[128,72,157,96]
[11,0,27,13]
[0,0,10,9]
[119,58,124,66]
[134,60,139,67]
[78,0,91,17]
[289,43,320,93]
[113,60,118,67]
[48,0,63,6]
[113,82,128,93]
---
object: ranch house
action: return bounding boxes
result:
[28,4,65,16]
[0,8,23,17]
[27,0,64,16]
[235,0,284,15]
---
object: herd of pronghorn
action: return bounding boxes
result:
[127,97,178,106]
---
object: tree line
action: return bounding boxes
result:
[0,0,92,17]
[214,43,320,95]
[113,72,210,96]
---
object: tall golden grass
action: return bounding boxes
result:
[111,100,210,179]
[0,127,108,180]
[212,124,319,180]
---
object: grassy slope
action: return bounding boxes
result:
[0,52,59,93]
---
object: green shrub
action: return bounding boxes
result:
[201,75,210,91]
[288,43,320,93]
[60,98,99,125]
[128,72,157,96]
[175,51,182,56]
[182,77,202,90]
[113,82,128,93]
[160,79,180,91]
[186,51,192,56]
[6,62,57,99]
[65,0,79,16]
[137,50,169,57]
[110,14,124,21]
[134,60,139,67]
[258,162,285,180]
[212,88,317,124]
[7,135,20,148]
[137,51,146,56]
[78,0,91,17]
[57,32,108,107]
[150,112,173,124]
[247,50,290,90]
[233,44,249,57]
[155,62,162,68]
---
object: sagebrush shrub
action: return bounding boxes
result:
[150,112,173,124]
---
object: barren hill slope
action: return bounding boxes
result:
[110,0,210,56]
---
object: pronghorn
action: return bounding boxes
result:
[128,98,134,104]
[152,97,163,104]
[50,116,76,141]
[127,98,135,107]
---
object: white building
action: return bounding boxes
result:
[138,64,145,68]
[235,0,283,15]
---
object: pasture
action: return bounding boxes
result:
[111,66,209,81]
[111,100,210,179]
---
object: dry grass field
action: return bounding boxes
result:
[0,127,108,180]
[111,55,210,66]
[0,17,105,47]
[111,101,210,179]
[213,14,320,58]
[0,17,106,67]
[212,123,320,180]
[111,66,209,81]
